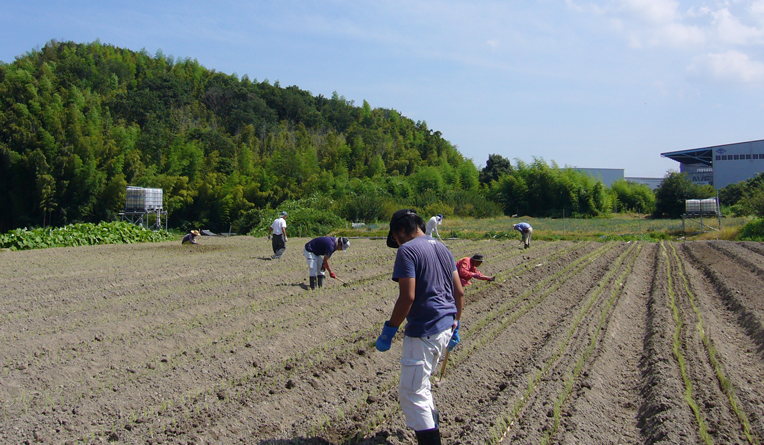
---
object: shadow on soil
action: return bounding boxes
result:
[258,430,409,444]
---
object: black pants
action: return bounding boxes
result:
[271,234,286,259]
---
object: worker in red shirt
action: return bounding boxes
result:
[456,253,495,287]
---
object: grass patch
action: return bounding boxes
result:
[332,216,750,242]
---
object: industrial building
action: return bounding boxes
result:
[624,177,663,190]
[567,168,624,187]
[661,139,764,189]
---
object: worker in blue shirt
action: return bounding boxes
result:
[513,222,533,249]
[376,209,464,445]
[303,236,350,289]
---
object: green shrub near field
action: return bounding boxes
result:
[0,221,174,251]
[738,218,764,241]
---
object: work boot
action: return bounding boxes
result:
[309,276,317,290]
[317,275,325,288]
[415,428,441,445]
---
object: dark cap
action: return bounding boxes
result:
[471,253,484,262]
[387,209,418,248]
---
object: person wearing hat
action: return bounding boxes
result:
[425,214,445,243]
[303,236,349,289]
[181,230,200,245]
[513,222,533,249]
[375,209,464,445]
[268,211,288,259]
[456,253,495,287]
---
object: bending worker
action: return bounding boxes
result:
[425,214,444,243]
[303,236,350,290]
[376,209,464,445]
[181,230,200,245]
[514,222,533,249]
[457,253,495,287]
[268,211,288,259]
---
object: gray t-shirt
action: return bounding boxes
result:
[392,235,457,337]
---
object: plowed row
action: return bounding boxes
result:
[0,238,762,444]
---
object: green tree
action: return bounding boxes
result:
[653,172,715,218]
[479,154,512,185]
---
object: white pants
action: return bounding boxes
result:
[399,328,452,431]
[303,248,325,277]
[522,228,533,247]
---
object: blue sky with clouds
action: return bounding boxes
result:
[2,0,763,177]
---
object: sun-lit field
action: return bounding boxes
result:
[2,237,763,444]
[340,215,751,241]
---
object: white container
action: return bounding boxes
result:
[685,198,718,215]
[125,186,163,211]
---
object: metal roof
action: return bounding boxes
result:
[660,148,713,166]
[661,138,764,167]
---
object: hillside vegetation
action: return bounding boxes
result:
[1,40,499,232]
[0,40,719,235]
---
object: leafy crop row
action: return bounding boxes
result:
[0,221,173,250]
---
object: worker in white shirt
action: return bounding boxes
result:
[425,214,444,243]
[268,211,288,259]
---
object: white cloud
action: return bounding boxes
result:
[752,0,764,17]
[712,8,764,44]
[688,50,764,83]
[655,22,706,46]
[621,0,679,24]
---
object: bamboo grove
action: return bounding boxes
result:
[1,40,664,234]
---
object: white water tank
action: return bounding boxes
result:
[125,186,163,211]
[685,198,719,216]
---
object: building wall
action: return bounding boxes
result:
[680,164,714,186]
[568,168,624,187]
[625,177,663,190]
[712,140,764,189]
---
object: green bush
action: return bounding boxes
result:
[0,221,173,250]
[738,218,764,241]
[339,193,387,223]
[247,196,345,237]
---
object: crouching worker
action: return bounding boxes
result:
[376,209,464,445]
[303,236,350,289]
[457,253,495,287]
[182,230,200,245]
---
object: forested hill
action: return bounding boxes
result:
[0,40,487,232]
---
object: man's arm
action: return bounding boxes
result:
[388,277,416,327]
[283,227,287,242]
[322,257,334,276]
[452,270,464,321]
[473,268,492,281]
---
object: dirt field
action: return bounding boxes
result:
[1,237,763,444]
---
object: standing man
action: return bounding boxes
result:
[456,253,495,287]
[268,211,288,259]
[303,236,350,289]
[376,209,464,445]
[425,214,444,243]
[513,222,533,249]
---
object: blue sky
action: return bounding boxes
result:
[2,0,764,178]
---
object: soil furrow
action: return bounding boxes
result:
[682,241,764,358]
[498,243,639,444]
[558,242,654,444]
[637,242,700,444]
[1,239,762,445]
[666,243,750,443]
[676,243,764,443]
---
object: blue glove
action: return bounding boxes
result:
[376,322,398,352]
[448,322,460,351]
